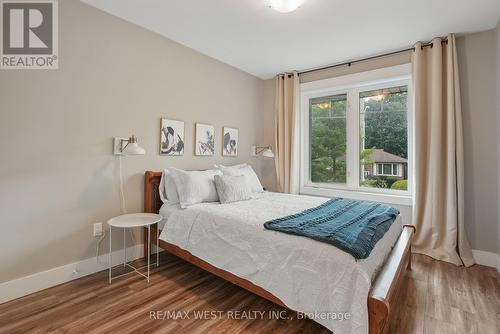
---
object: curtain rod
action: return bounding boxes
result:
[295,39,448,76]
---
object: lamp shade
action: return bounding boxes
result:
[122,142,145,155]
[262,148,275,158]
[121,136,145,155]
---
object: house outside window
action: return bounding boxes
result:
[300,64,412,205]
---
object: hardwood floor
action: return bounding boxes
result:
[388,254,499,334]
[0,253,498,334]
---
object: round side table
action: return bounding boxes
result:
[107,213,162,284]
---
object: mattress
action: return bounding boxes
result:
[158,192,402,334]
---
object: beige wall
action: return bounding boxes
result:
[299,52,411,83]
[0,0,266,283]
[497,20,500,255]
[260,79,277,191]
[456,30,499,254]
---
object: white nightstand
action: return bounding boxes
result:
[107,213,162,284]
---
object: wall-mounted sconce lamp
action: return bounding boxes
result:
[113,136,145,156]
[252,145,275,158]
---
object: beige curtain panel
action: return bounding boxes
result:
[274,72,300,194]
[412,34,475,267]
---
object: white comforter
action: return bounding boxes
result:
[159,192,402,334]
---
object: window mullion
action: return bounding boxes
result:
[346,89,359,190]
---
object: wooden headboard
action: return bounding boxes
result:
[144,171,163,214]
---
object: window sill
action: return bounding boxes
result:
[300,186,413,206]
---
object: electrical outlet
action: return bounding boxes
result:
[93,222,103,237]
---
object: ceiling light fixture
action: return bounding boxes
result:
[269,0,303,13]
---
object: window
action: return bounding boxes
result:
[360,86,408,189]
[375,163,399,176]
[300,65,412,204]
[310,94,347,184]
[393,164,398,176]
[383,164,392,175]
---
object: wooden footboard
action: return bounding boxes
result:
[368,224,415,334]
[143,171,414,334]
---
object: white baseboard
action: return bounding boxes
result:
[0,244,145,305]
[472,249,500,273]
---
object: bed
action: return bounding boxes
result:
[143,171,415,334]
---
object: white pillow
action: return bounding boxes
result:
[213,163,247,170]
[214,175,252,204]
[218,164,264,193]
[168,168,222,208]
[159,169,180,203]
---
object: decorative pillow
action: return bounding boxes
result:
[159,169,179,203]
[214,175,252,204]
[168,168,222,208]
[218,164,264,193]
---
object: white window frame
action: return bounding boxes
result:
[299,64,413,206]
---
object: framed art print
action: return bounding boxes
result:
[222,127,238,157]
[160,119,184,155]
[195,123,215,156]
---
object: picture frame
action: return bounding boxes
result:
[160,118,185,155]
[222,126,238,157]
[195,123,215,156]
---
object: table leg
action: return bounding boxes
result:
[108,226,112,284]
[123,228,126,268]
[147,225,150,283]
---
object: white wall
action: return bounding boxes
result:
[0,0,265,283]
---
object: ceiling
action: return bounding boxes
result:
[81,0,500,79]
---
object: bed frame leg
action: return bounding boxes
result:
[407,247,412,270]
